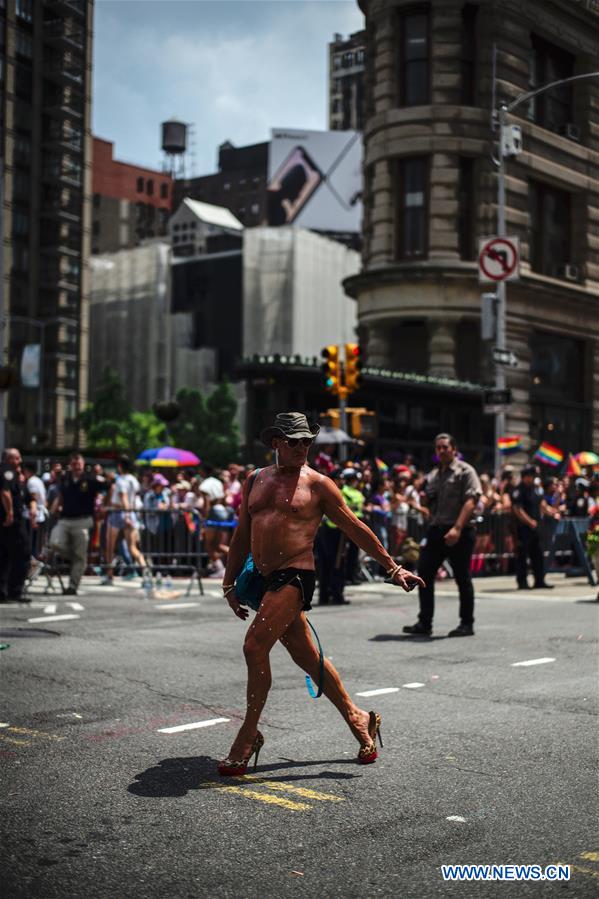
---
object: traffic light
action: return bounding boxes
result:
[321,345,340,395]
[344,343,362,394]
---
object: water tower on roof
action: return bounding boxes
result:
[161,118,188,178]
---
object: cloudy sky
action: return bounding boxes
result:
[93,0,364,174]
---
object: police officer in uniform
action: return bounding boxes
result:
[511,464,560,589]
[0,448,30,603]
[403,433,482,637]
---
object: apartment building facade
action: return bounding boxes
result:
[328,30,366,131]
[345,0,599,458]
[0,0,93,449]
[91,137,172,254]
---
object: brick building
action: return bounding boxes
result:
[344,0,599,460]
[91,137,172,254]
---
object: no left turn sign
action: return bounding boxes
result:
[478,236,520,283]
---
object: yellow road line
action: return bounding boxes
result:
[570,865,599,879]
[0,734,31,746]
[199,781,310,811]
[7,726,64,741]
[237,774,344,802]
[580,852,599,862]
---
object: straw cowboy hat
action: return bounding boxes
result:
[260,412,320,446]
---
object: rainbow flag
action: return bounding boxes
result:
[533,442,564,467]
[565,454,582,476]
[497,435,522,455]
[375,457,389,473]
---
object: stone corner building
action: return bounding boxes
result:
[345,0,599,457]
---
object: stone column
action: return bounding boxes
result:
[428,320,457,377]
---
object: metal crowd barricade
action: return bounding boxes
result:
[361,510,592,579]
[25,510,240,597]
[25,507,593,590]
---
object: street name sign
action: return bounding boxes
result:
[483,388,512,406]
[478,236,520,283]
[492,347,519,367]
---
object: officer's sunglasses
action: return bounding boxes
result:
[282,437,314,448]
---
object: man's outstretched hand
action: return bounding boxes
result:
[226,591,250,620]
[392,568,425,592]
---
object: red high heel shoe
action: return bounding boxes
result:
[217,731,264,776]
[357,712,383,765]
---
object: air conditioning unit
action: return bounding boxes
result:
[559,263,580,282]
[557,123,580,141]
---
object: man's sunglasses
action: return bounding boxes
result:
[282,437,314,447]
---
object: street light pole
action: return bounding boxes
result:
[493,102,508,476]
[493,70,599,474]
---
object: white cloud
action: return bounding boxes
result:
[93,0,364,172]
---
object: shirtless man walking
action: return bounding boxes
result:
[219,412,424,774]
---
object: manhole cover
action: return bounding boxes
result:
[0,628,60,639]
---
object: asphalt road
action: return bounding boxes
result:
[1,573,598,898]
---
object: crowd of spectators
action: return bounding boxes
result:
[2,445,598,603]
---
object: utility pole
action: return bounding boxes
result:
[492,69,599,474]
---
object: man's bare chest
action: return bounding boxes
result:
[249,473,319,520]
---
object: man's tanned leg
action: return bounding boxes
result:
[280,614,372,747]
[226,585,302,760]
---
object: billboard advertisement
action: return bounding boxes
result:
[267,128,362,233]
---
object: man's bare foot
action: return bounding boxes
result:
[347,707,373,748]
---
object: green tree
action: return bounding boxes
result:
[81,367,165,455]
[169,380,240,467]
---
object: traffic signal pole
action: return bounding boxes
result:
[338,394,348,463]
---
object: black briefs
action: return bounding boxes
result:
[262,568,316,612]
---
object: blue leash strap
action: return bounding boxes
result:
[305,618,324,699]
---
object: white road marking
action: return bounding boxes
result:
[27,614,80,624]
[66,601,84,611]
[356,687,400,697]
[44,603,57,614]
[155,602,199,610]
[511,657,556,667]
[446,815,467,823]
[402,682,425,689]
[0,723,9,728]
[158,717,230,734]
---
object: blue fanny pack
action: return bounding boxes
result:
[235,552,265,611]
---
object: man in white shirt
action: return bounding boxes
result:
[101,456,148,585]
[22,462,47,560]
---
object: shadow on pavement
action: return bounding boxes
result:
[128,755,360,798]
[369,634,447,642]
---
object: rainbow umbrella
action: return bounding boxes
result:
[136,446,200,468]
[574,451,599,466]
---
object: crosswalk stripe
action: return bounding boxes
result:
[356,687,399,697]
[27,613,79,623]
[511,657,555,667]
[199,781,310,811]
[237,775,344,802]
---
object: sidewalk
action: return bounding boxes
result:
[352,571,598,602]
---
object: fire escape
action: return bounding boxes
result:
[40,0,87,439]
